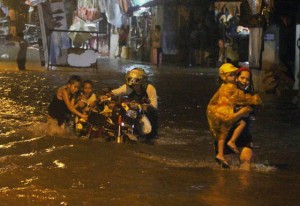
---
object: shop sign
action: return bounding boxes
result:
[264,33,275,41]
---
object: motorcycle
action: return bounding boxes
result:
[75,97,152,143]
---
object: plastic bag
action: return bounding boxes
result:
[139,114,152,135]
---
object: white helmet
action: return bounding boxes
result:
[126,68,147,86]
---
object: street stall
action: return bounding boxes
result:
[214,1,243,66]
[112,0,156,62]
[26,0,110,70]
[24,0,161,69]
[127,7,152,61]
[47,0,109,70]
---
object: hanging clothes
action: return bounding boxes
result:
[78,0,102,22]
[119,0,135,14]
[105,0,122,28]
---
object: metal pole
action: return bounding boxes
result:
[37,4,48,68]
[297,32,300,103]
[222,22,227,62]
[298,49,300,102]
[295,25,300,90]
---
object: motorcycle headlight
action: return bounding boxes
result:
[76,123,83,130]
[126,110,137,118]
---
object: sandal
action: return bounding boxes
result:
[215,157,230,169]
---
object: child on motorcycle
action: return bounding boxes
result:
[207,63,262,168]
[76,80,98,113]
[74,80,98,136]
[48,75,88,128]
[107,68,158,140]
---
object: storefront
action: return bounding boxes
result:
[24,0,161,68]
[0,1,9,42]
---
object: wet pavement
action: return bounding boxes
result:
[1,44,300,205]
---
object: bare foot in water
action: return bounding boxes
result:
[240,162,251,171]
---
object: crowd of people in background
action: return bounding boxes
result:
[114,24,163,70]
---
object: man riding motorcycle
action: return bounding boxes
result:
[108,68,158,140]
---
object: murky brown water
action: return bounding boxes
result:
[1,65,300,205]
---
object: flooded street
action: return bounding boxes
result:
[1,61,300,205]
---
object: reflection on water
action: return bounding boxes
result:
[200,171,254,205]
[0,71,300,205]
[0,97,37,133]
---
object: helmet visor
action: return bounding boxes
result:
[127,77,141,85]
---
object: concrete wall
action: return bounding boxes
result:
[294,24,300,90]
[252,25,279,92]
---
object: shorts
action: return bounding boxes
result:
[214,120,253,155]
[119,41,126,47]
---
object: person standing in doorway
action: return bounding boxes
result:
[115,26,128,58]
[216,38,226,68]
[151,25,162,69]
[16,31,28,71]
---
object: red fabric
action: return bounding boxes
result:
[119,33,127,42]
[237,67,251,76]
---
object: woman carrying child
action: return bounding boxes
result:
[48,75,88,129]
[207,63,262,168]
[214,67,262,170]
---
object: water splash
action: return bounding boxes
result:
[253,163,277,172]
[53,160,66,169]
[21,176,39,185]
[0,136,45,149]
[27,120,74,138]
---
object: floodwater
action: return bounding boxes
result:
[0,64,300,205]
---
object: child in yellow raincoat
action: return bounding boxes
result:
[207,63,262,168]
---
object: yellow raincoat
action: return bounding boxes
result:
[207,82,262,139]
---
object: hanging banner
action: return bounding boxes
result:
[105,0,122,28]
[49,0,70,65]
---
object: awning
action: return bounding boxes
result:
[25,0,46,6]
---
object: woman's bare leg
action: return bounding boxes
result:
[240,147,253,171]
